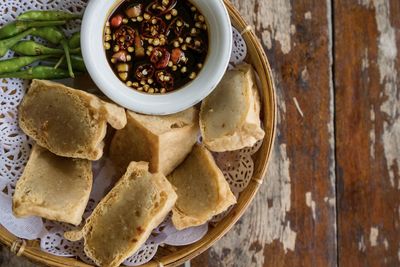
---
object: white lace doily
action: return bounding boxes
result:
[0,1,259,266]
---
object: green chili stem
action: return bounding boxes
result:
[54,55,65,69]
[61,40,74,78]
[46,55,86,72]
[0,66,70,79]
[17,11,82,21]
[0,20,66,40]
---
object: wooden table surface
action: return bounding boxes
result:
[1,0,400,266]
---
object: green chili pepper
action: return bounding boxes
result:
[32,27,74,78]
[17,11,82,21]
[68,32,80,49]
[12,41,64,56]
[0,65,70,79]
[31,27,64,44]
[0,28,35,57]
[0,20,66,40]
[0,55,52,74]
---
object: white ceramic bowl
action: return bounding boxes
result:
[81,0,232,115]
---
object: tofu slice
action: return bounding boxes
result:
[168,144,236,230]
[110,107,199,176]
[200,63,265,152]
[18,79,127,160]
[12,144,92,225]
[64,162,177,267]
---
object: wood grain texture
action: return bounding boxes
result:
[334,0,400,266]
[192,0,337,266]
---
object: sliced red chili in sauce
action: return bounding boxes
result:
[135,64,155,80]
[146,0,177,16]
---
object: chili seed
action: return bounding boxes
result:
[104,42,111,50]
[117,63,129,72]
[173,41,180,47]
[148,38,154,44]
[162,0,169,6]
[161,88,167,94]
[144,84,150,90]
[113,45,120,52]
[106,21,110,27]
[132,82,139,87]
[181,66,187,73]
[164,75,170,81]
[182,44,187,50]
[178,37,184,43]
[198,15,205,22]
[144,13,150,20]
[148,46,154,51]
[172,65,177,71]
[105,35,112,41]
[153,38,160,46]
[195,22,201,28]
[165,14,172,20]
[128,47,134,53]
[191,6,196,12]
[176,20,183,27]
[105,27,111,34]
[126,55,132,61]
[119,72,128,81]
[148,88,155,94]
[126,81,132,86]
[146,50,151,56]
[189,72,197,79]
[152,18,157,24]
[140,80,146,85]
[171,9,178,16]
[148,78,154,84]
[119,36,125,43]
[137,16,143,22]
[197,63,203,68]
[111,58,116,63]
[194,40,201,46]
[185,37,192,43]
[137,87,143,91]
[131,18,137,22]
[168,61,173,67]
[122,18,129,24]
[191,28,197,35]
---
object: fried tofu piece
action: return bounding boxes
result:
[200,64,265,152]
[110,107,199,176]
[168,144,236,230]
[19,79,127,160]
[13,144,92,225]
[65,162,177,267]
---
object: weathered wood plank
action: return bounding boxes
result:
[192,0,337,266]
[334,0,400,266]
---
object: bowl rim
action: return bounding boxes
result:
[81,0,232,115]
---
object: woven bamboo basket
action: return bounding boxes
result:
[0,1,276,266]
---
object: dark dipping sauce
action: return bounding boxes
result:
[104,0,209,94]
